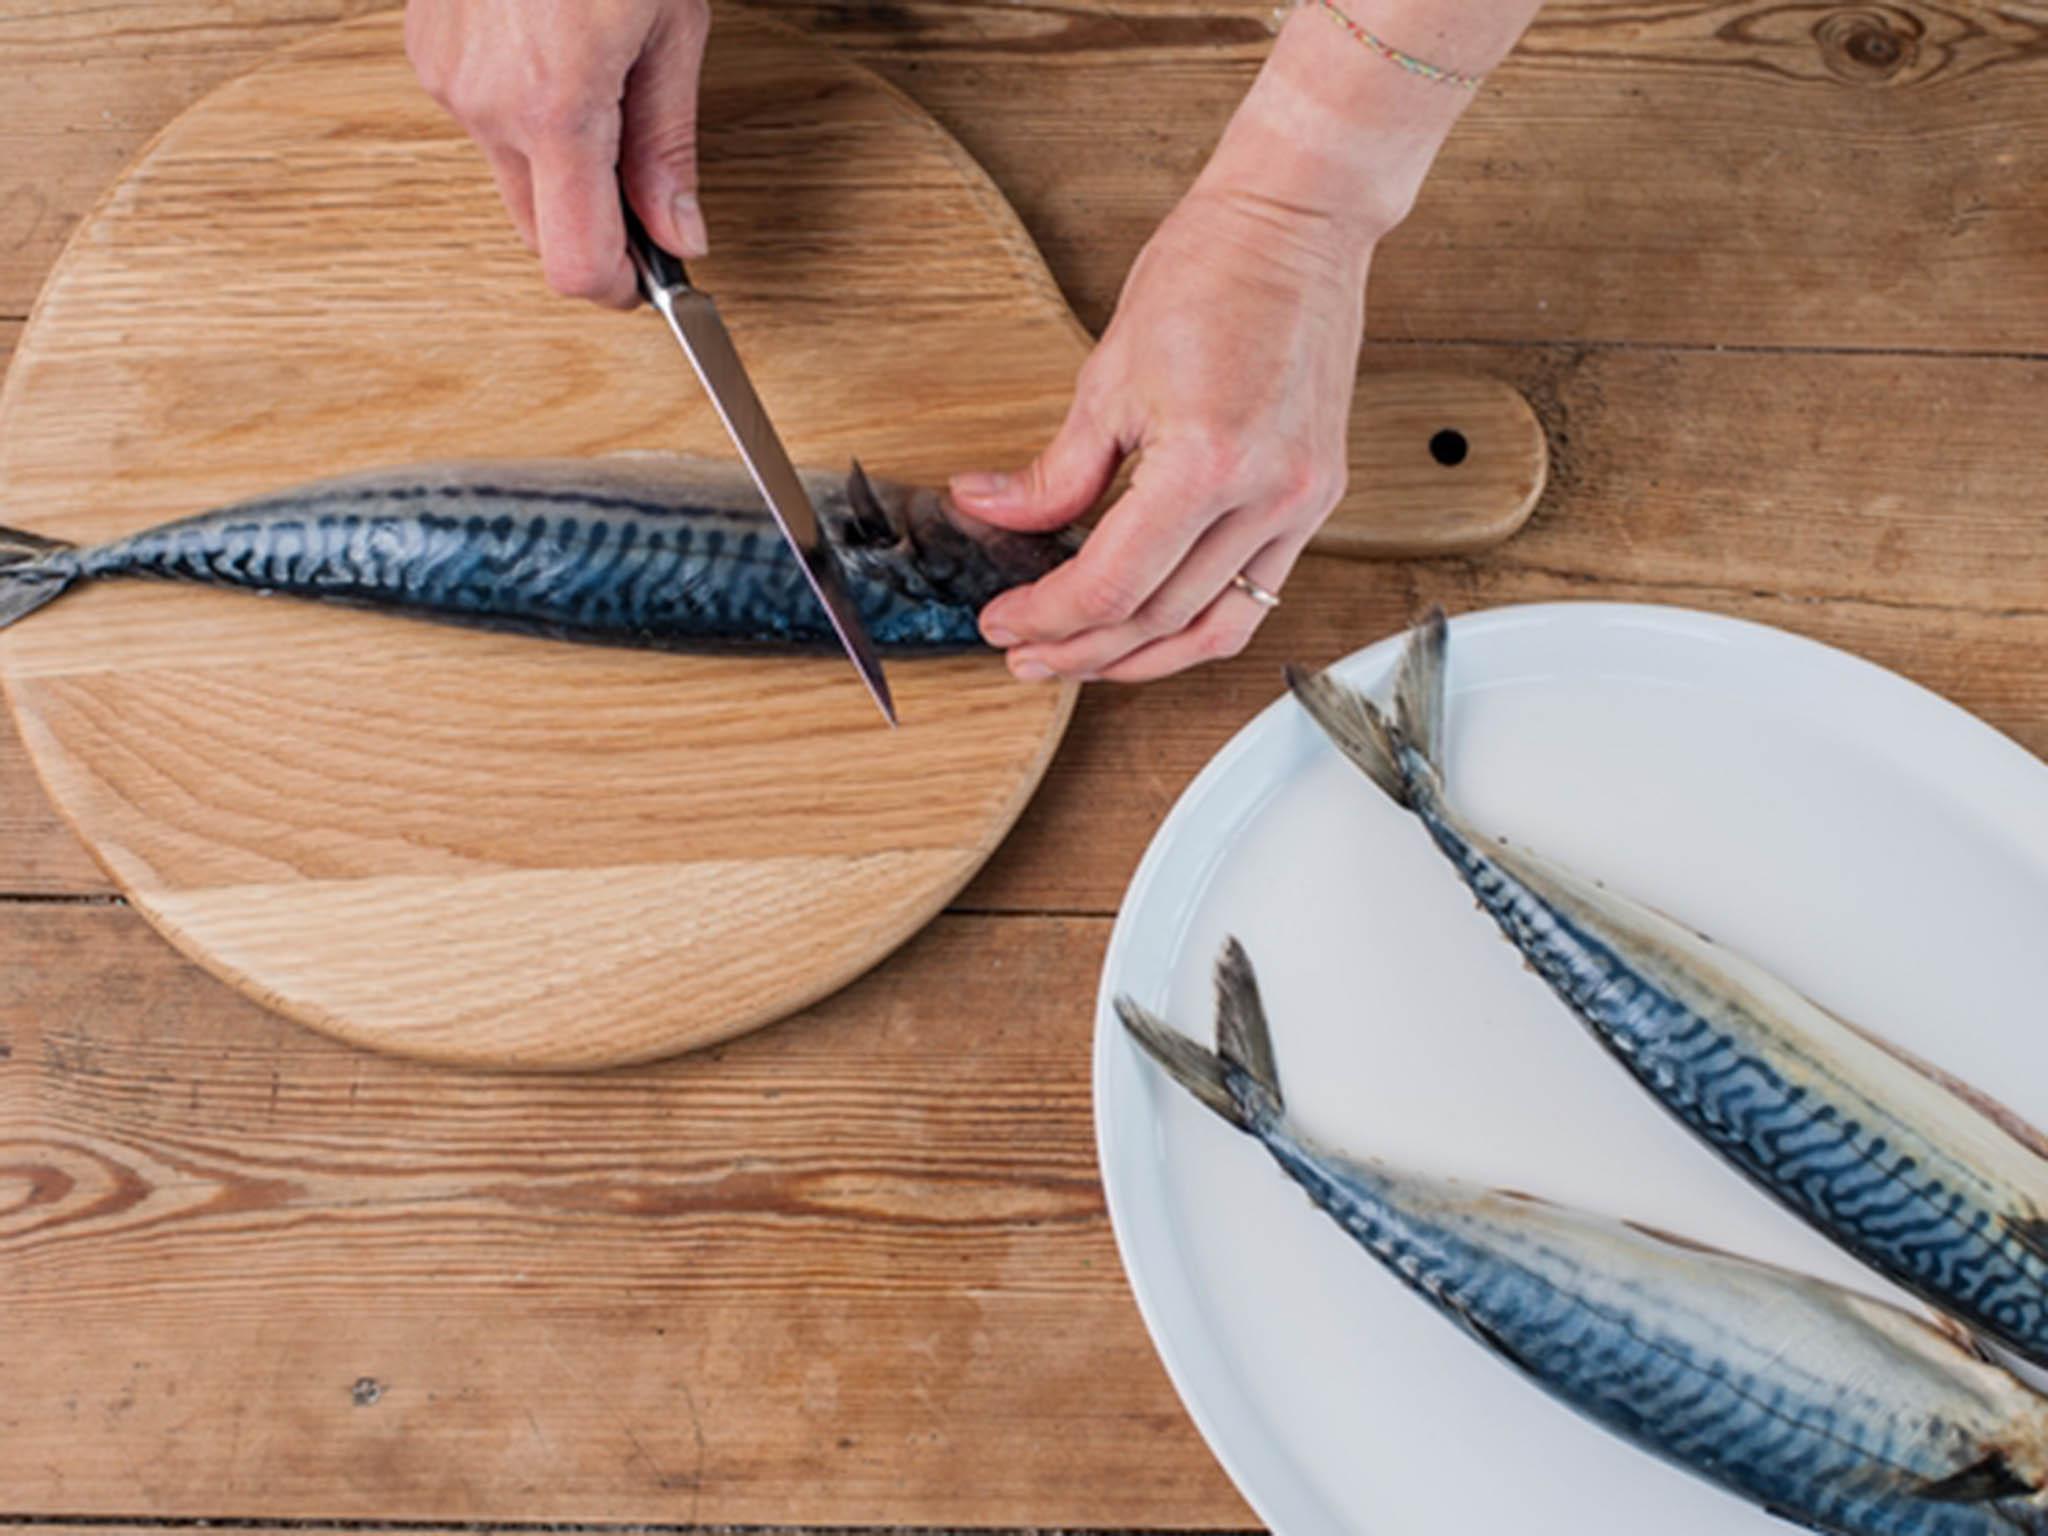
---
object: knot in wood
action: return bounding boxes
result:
[1815,7,1923,83]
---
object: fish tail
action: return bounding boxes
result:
[1393,607,1449,778]
[0,527,78,628]
[1286,609,1451,808]
[1115,937,1285,1134]
[0,525,72,567]
[1283,663,1408,805]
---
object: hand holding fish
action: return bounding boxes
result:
[953,0,1542,682]
[952,186,1368,683]
[404,0,711,308]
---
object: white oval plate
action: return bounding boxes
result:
[1094,602,2048,1536]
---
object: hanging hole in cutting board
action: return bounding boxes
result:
[1429,428,1470,467]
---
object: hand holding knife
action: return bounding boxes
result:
[620,199,898,727]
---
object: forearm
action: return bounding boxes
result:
[1194,0,1544,261]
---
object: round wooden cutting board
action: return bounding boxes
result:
[0,10,1544,1070]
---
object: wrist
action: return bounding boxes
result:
[1195,2,1494,247]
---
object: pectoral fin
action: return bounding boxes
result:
[1923,1307,1998,1365]
[1915,1450,2035,1504]
[2005,1214,2048,1269]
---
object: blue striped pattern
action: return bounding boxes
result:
[1263,1129,2048,1535]
[1400,758,2048,1373]
[68,470,1061,652]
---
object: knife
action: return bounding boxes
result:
[621,200,897,727]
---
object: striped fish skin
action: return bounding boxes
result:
[1286,614,2048,1373]
[0,457,1075,651]
[1119,941,2048,1536]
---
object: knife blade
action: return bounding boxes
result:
[621,202,897,727]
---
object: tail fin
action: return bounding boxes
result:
[1115,937,1285,1133]
[1285,608,1451,807]
[0,526,71,567]
[0,527,77,628]
[1393,608,1448,774]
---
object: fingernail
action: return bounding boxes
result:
[672,193,709,259]
[1011,659,1053,683]
[951,472,1010,502]
[983,623,1020,648]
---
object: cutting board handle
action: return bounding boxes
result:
[1306,369,1548,559]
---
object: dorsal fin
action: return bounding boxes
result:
[1618,1216,1752,1262]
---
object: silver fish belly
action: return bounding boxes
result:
[0,457,1074,652]
[1288,613,2048,1372]
[1120,940,2048,1536]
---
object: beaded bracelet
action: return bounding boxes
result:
[1303,0,1486,91]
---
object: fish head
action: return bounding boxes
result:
[826,461,1078,612]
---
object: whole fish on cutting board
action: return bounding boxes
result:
[1287,611,2048,1371]
[0,457,1074,652]
[1120,940,2048,1536]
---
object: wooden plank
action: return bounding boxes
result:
[0,905,1249,1527]
[748,0,2048,350]
[0,3,399,318]
[5,2,2048,355]
[0,317,109,896]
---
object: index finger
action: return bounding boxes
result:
[979,452,1228,647]
[529,138,638,309]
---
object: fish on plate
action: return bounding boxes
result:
[0,457,1073,651]
[1286,611,2048,1371]
[1120,939,2048,1536]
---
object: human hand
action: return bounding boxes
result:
[950,187,1368,682]
[406,0,711,308]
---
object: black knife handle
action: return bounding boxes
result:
[621,193,689,300]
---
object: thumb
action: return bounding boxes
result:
[950,402,1120,533]
[620,8,712,259]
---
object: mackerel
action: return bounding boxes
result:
[1120,940,2048,1535]
[0,456,1073,652]
[1287,612,2048,1369]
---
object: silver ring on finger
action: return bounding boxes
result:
[1229,571,1282,611]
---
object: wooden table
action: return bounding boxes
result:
[4,1,2046,1529]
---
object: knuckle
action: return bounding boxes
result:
[1177,437,1241,489]
[1077,572,1144,626]
[1134,591,1197,641]
[517,81,604,140]
[544,251,620,301]
[1276,456,1322,509]
[1268,451,1336,514]
[1202,617,1254,660]
[435,71,510,131]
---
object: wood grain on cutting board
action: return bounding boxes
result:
[0,8,1090,1069]
[0,8,1537,1069]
